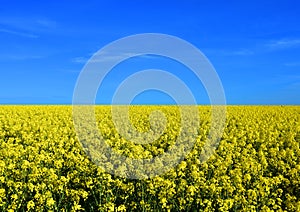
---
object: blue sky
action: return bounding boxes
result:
[0,0,299,104]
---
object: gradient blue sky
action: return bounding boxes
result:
[0,0,299,104]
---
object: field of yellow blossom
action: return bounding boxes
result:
[0,105,299,211]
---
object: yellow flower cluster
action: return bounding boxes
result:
[0,105,299,211]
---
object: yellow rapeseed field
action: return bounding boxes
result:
[0,106,299,211]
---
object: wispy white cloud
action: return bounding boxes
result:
[266,38,300,49]
[72,52,140,64]
[204,38,300,56]
[72,52,186,64]
[203,48,254,56]
[0,16,57,31]
[0,16,57,38]
[284,62,300,67]
[0,28,39,38]
[287,82,300,90]
[270,74,300,85]
[71,57,89,64]
[0,54,43,61]
[35,19,57,28]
